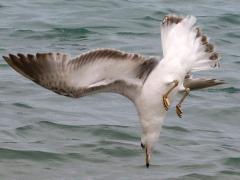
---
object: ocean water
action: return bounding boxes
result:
[0,0,240,179]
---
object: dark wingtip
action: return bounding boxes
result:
[9,53,18,60]
[162,15,183,25]
[17,53,26,59]
[195,25,220,67]
[2,56,9,61]
[210,52,219,60]
[205,44,214,53]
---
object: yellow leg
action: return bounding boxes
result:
[176,88,190,118]
[163,80,179,111]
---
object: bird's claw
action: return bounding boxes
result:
[163,95,170,111]
[176,105,183,118]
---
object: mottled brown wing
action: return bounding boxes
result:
[3,49,158,101]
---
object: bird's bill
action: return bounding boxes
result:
[145,148,151,168]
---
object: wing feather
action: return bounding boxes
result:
[3,49,158,102]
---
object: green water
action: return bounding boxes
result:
[0,0,240,179]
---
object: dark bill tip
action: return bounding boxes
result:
[141,143,145,149]
[146,162,150,168]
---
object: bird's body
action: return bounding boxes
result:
[3,15,223,167]
[136,60,182,147]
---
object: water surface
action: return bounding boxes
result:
[0,0,240,179]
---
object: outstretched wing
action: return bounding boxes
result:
[3,49,158,102]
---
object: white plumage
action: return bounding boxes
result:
[3,15,222,167]
[136,15,220,164]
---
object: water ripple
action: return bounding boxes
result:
[117,32,152,36]
[224,157,240,168]
[178,173,216,180]
[208,87,240,94]
[134,15,160,22]
[93,146,141,157]
[220,170,240,176]
[0,148,63,161]
[37,121,137,140]
[28,27,95,40]
[218,13,240,24]
[12,103,33,109]
[0,0,239,179]
[163,125,190,133]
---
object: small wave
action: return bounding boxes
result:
[0,147,108,163]
[15,125,35,132]
[66,152,109,163]
[224,157,240,168]
[207,87,240,94]
[91,127,138,140]
[163,125,190,133]
[53,27,93,35]
[85,25,119,30]
[14,29,35,33]
[219,170,240,176]
[99,139,138,147]
[9,29,35,38]
[15,125,37,137]
[225,32,240,39]
[218,13,240,24]
[29,27,95,40]
[12,103,33,109]
[178,173,214,179]
[117,32,151,36]
[220,38,232,44]
[0,4,7,8]
[38,121,137,140]
[0,148,63,161]
[153,10,168,17]
[134,16,160,22]
[38,121,129,130]
[180,163,215,170]
[195,129,221,134]
[93,146,141,157]
[38,120,85,130]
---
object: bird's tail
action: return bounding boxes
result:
[160,15,220,72]
[184,78,224,91]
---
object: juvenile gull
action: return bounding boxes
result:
[3,15,223,167]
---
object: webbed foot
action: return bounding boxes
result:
[163,95,170,111]
[176,105,183,118]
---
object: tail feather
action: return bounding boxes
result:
[184,78,224,90]
[161,15,220,72]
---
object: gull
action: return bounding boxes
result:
[3,15,223,167]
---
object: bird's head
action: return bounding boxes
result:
[140,131,160,168]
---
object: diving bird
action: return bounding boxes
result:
[3,15,223,167]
